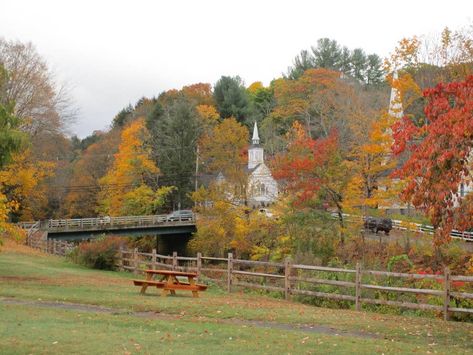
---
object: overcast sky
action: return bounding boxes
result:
[1,0,472,137]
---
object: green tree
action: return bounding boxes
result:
[213,76,250,123]
[146,97,201,208]
[0,64,26,168]
[366,54,384,86]
[311,38,342,70]
[350,48,367,82]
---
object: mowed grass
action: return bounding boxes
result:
[0,243,472,354]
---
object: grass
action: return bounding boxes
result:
[0,242,472,354]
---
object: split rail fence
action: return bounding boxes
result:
[26,237,473,321]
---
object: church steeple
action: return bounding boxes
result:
[248,122,264,169]
[388,71,403,119]
[252,121,260,145]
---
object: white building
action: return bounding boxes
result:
[214,122,278,208]
[247,122,278,208]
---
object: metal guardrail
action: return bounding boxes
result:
[334,213,473,242]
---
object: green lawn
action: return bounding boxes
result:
[0,245,472,354]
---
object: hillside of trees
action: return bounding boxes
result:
[1,26,473,271]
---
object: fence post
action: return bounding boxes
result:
[118,247,124,272]
[133,248,139,275]
[53,240,57,255]
[227,253,233,293]
[172,251,178,271]
[197,252,202,277]
[151,248,157,270]
[355,262,362,311]
[284,257,292,300]
[443,267,451,321]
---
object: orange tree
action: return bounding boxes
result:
[98,119,172,216]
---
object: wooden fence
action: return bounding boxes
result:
[25,237,473,321]
[117,248,473,321]
[26,237,74,256]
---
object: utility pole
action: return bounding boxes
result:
[195,145,199,207]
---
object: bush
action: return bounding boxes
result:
[69,236,126,270]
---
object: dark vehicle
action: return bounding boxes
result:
[364,217,393,235]
[166,210,194,222]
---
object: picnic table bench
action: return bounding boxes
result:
[133,269,207,298]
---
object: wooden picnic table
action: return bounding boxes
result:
[133,269,207,298]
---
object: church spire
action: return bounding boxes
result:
[248,121,263,169]
[388,71,403,119]
[252,121,260,145]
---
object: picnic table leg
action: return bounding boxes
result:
[141,272,153,295]
[162,275,173,297]
[169,275,178,295]
[188,276,199,298]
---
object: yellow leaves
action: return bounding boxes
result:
[99,119,162,216]
[121,185,174,216]
[386,36,421,72]
[199,118,248,189]
[0,149,55,221]
[247,81,263,94]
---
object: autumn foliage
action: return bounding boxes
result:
[393,75,473,244]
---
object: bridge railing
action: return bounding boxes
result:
[41,214,195,231]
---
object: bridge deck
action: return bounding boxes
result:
[40,214,196,234]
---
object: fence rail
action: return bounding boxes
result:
[26,236,473,321]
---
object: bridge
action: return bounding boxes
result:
[23,214,196,242]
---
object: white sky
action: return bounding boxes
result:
[1,0,472,137]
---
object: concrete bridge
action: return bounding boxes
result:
[23,214,196,241]
[21,214,197,255]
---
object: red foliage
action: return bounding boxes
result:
[392,76,473,244]
[273,122,340,207]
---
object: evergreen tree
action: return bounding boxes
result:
[146,97,201,208]
[213,76,250,123]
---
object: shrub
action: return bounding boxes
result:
[69,236,126,270]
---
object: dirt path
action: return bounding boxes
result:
[1,297,379,339]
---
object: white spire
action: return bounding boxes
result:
[252,121,260,145]
[388,71,403,119]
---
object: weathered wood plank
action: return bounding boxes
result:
[361,284,443,296]
[362,270,441,280]
[233,259,284,268]
[232,270,285,279]
[360,298,442,311]
[292,264,356,273]
[291,288,356,301]
[289,276,356,288]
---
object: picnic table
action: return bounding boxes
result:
[133,269,207,298]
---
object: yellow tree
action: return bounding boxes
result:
[64,131,120,217]
[98,119,172,216]
[199,117,249,197]
[0,149,54,221]
[343,111,399,214]
[190,184,252,257]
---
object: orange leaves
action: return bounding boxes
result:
[99,119,161,216]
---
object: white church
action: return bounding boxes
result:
[214,122,278,208]
[246,122,278,208]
